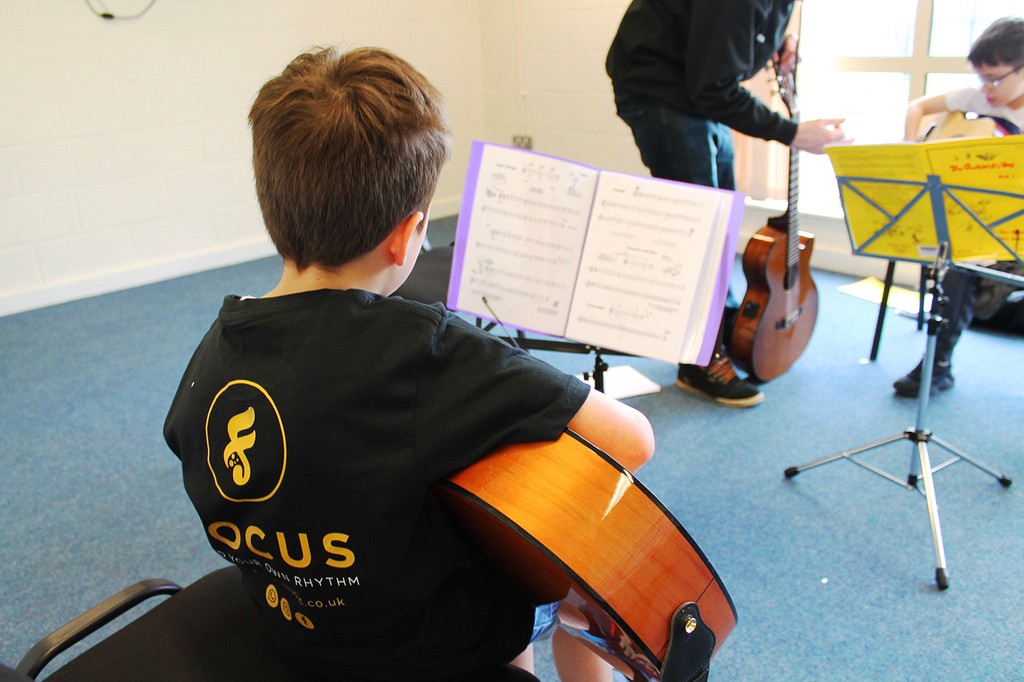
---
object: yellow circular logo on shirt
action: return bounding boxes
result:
[205,380,287,502]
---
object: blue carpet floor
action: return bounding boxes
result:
[1,227,1021,680]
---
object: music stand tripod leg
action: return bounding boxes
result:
[915,434,950,589]
[927,435,1013,487]
[902,322,949,588]
[783,431,908,479]
[786,255,957,589]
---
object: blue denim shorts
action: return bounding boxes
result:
[530,602,560,643]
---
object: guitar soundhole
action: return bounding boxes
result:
[741,301,760,319]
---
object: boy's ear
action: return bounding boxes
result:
[386,211,426,267]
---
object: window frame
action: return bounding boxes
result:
[824,0,972,101]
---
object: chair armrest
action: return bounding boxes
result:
[16,578,181,679]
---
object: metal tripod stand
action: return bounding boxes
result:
[784,249,1012,590]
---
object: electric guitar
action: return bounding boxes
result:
[435,431,737,682]
[730,66,819,381]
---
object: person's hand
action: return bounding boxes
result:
[773,34,799,75]
[792,119,850,154]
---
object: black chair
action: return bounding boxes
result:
[2,566,539,682]
[394,240,454,306]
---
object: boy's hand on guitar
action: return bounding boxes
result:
[793,118,850,154]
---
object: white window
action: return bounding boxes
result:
[796,0,1020,216]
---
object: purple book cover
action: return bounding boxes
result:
[445,142,485,309]
[694,190,745,365]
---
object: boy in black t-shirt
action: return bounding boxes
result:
[164,46,654,681]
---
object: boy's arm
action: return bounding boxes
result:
[567,389,655,473]
[905,94,948,141]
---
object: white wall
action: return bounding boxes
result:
[491,0,898,285]
[0,0,488,316]
[480,0,648,174]
[0,0,892,317]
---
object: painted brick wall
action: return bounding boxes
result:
[0,0,881,316]
[0,0,488,315]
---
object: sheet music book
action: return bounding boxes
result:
[825,136,1024,264]
[447,141,745,365]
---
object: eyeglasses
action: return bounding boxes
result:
[978,64,1023,88]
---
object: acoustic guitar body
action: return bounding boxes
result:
[731,223,819,381]
[435,432,737,681]
[924,111,997,140]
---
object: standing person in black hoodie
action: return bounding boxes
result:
[607,0,847,407]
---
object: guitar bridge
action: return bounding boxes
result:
[776,307,802,330]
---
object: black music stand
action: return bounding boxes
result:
[394,243,626,392]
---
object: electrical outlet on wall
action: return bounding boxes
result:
[512,135,533,149]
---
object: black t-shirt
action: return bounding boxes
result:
[163,289,591,681]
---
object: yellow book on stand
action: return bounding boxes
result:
[825,136,1024,264]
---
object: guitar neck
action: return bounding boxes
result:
[768,125,801,274]
[770,66,801,272]
[785,140,800,268]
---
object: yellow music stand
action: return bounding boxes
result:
[828,136,1024,266]
[784,137,1021,590]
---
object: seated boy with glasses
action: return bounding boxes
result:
[904,16,1024,141]
[894,16,1023,397]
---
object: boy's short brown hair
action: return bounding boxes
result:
[249,47,453,270]
[969,17,1024,68]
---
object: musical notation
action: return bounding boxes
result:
[449,142,745,363]
[574,316,669,342]
[483,187,582,216]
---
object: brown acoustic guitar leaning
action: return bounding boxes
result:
[730,68,819,382]
[434,431,737,682]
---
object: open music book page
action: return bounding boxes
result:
[448,141,745,365]
[825,136,1024,264]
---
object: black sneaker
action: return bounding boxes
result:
[893,361,955,397]
[676,353,764,408]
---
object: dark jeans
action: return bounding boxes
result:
[613,88,736,191]
[613,88,740,340]
[934,268,975,365]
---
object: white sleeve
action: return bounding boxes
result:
[943,88,989,114]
